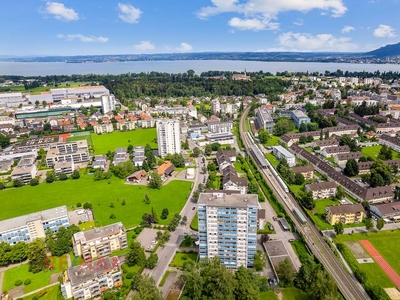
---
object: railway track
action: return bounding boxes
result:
[240,108,368,300]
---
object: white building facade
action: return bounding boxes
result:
[156,119,181,158]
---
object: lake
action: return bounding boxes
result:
[1,60,400,76]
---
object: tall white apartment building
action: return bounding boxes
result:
[198,192,258,268]
[156,120,181,158]
[211,99,221,114]
[101,95,116,114]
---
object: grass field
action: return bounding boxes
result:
[190,212,198,231]
[91,129,157,154]
[0,175,192,228]
[281,288,310,300]
[169,252,198,268]
[361,145,400,160]
[264,136,280,147]
[78,220,95,231]
[0,82,90,94]
[16,285,62,300]
[66,134,93,147]
[335,230,400,288]
[3,256,67,294]
[260,290,278,300]
[265,153,280,168]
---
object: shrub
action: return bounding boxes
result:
[83,202,92,209]
[24,279,31,285]
[76,202,82,207]
[110,213,116,219]
[31,296,38,300]
[14,279,23,286]
[126,272,134,279]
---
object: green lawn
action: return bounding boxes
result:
[265,153,280,169]
[361,145,400,160]
[264,135,280,147]
[335,231,400,288]
[169,252,198,268]
[91,128,157,154]
[78,220,95,231]
[66,134,93,147]
[16,285,62,300]
[4,256,67,294]
[260,290,278,300]
[190,212,198,231]
[0,176,192,228]
[282,288,310,300]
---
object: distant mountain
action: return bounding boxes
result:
[366,42,400,57]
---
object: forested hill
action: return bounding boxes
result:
[366,42,400,57]
[105,74,290,105]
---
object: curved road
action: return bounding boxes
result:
[239,107,368,300]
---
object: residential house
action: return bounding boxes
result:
[54,160,74,175]
[11,155,37,183]
[325,204,364,225]
[314,139,339,150]
[334,152,362,167]
[61,256,122,300]
[222,165,248,194]
[291,110,311,129]
[156,161,175,179]
[94,123,113,134]
[126,170,146,183]
[370,202,400,222]
[321,145,350,158]
[133,146,145,167]
[292,165,314,180]
[92,155,107,170]
[272,146,295,167]
[305,181,337,200]
[379,134,400,152]
[216,150,236,171]
[113,148,128,165]
[72,222,128,262]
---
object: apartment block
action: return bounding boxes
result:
[11,154,37,183]
[292,165,314,180]
[255,106,274,134]
[325,204,364,225]
[290,110,311,129]
[100,95,116,114]
[72,222,127,262]
[46,140,89,167]
[305,181,337,200]
[198,193,258,268]
[0,206,69,245]
[272,146,295,167]
[93,123,114,134]
[156,119,181,158]
[61,256,122,300]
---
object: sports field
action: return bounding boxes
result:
[336,230,400,288]
[0,176,192,228]
[91,129,157,154]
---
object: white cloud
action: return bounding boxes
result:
[276,32,358,52]
[57,34,109,43]
[176,43,193,52]
[373,24,396,38]
[197,0,347,30]
[341,25,355,33]
[134,41,155,51]
[294,18,304,26]
[118,3,142,23]
[228,17,278,31]
[44,2,79,21]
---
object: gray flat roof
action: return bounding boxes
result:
[73,222,124,244]
[198,193,258,208]
[292,110,309,119]
[67,256,120,287]
[273,146,295,158]
[0,206,68,232]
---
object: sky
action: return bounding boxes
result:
[1,0,399,56]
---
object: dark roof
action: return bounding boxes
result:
[204,189,241,195]
[306,181,337,191]
[336,152,362,160]
[126,170,146,180]
[370,202,400,215]
[315,139,339,147]
[327,204,364,215]
[380,134,400,147]
[361,186,393,201]
[292,165,314,173]
[323,145,350,154]
[258,209,266,219]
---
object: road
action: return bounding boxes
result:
[239,107,368,300]
[145,137,203,285]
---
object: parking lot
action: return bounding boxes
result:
[68,209,93,226]
[136,228,159,253]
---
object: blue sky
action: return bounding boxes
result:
[1,0,399,56]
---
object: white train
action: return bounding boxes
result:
[246,132,289,193]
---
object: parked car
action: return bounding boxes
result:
[288,239,295,243]
[268,224,274,231]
